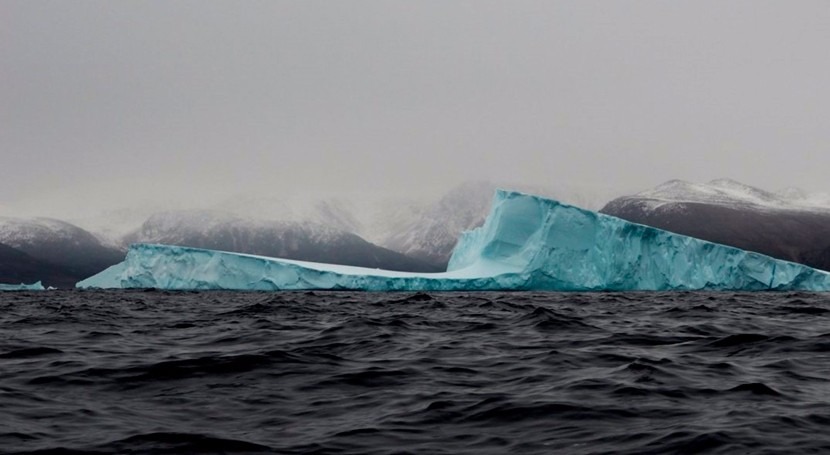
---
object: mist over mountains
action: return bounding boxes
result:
[2,179,829,288]
[123,210,439,273]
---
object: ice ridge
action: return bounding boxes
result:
[77,190,830,291]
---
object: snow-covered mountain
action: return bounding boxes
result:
[209,194,365,235]
[601,179,830,272]
[124,210,441,272]
[82,182,527,269]
[0,217,125,287]
[620,178,830,213]
[380,181,497,267]
[207,191,434,246]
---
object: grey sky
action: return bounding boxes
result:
[3,1,830,216]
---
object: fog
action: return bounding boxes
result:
[3,1,830,219]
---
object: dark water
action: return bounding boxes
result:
[2,291,830,454]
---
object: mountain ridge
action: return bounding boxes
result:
[123,210,441,273]
[601,179,830,272]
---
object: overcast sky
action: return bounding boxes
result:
[3,1,830,216]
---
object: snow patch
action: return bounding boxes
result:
[633,179,830,213]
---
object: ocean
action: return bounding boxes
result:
[1,290,829,454]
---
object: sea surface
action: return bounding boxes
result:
[1,290,830,454]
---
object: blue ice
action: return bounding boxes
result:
[0,281,45,291]
[77,190,830,291]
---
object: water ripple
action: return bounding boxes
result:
[1,290,830,454]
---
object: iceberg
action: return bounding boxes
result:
[0,281,45,291]
[77,190,830,292]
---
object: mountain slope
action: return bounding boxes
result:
[601,179,830,272]
[0,217,125,285]
[381,182,497,268]
[124,210,441,272]
[0,242,76,287]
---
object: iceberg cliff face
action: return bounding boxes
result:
[77,191,830,291]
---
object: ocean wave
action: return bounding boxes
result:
[2,290,830,454]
